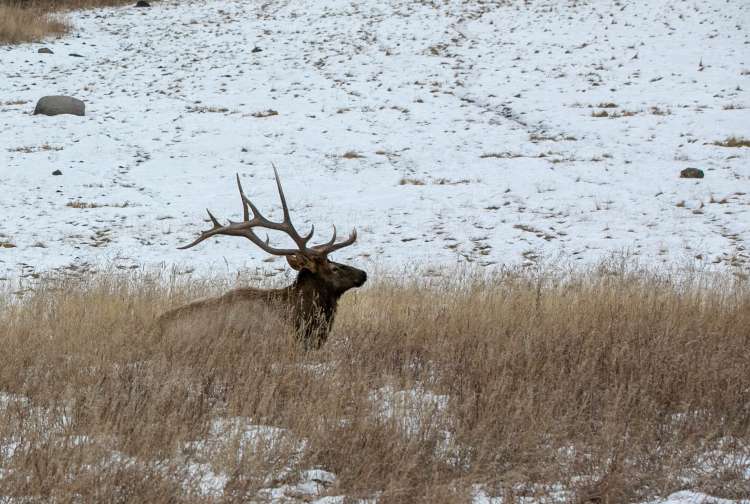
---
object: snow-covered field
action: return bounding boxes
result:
[0,0,748,280]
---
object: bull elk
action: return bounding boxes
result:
[157,168,367,349]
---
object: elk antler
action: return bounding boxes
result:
[179,167,357,258]
[311,225,358,256]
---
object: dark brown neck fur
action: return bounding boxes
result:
[283,269,340,348]
[238,270,340,349]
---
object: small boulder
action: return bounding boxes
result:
[135,0,150,6]
[34,96,85,116]
[38,47,53,54]
[680,168,704,179]
[251,46,262,53]
[52,169,62,176]
[69,53,84,58]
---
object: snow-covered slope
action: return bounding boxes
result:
[1,0,748,279]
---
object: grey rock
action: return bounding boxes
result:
[52,170,62,176]
[34,96,85,116]
[680,167,704,179]
[38,47,53,54]
[69,53,84,58]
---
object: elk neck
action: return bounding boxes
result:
[287,269,340,322]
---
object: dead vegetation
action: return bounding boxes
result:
[714,136,750,148]
[399,177,426,185]
[65,200,131,208]
[250,109,279,118]
[186,105,230,114]
[399,177,472,186]
[591,109,638,118]
[7,144,63,153]
[341,150,365,159]
[1,0,138,44]
[0,263,748,502]
[0,3,68,44]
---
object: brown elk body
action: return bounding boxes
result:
[157,169,366,350]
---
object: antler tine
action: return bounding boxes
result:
[236,174,250,221]
[263,166,315,250]
[318,225,337,249]
[236,173,266,222]
[272,164,291,222]
[207,209,222,227]
[177,209,231,250]
[312,227,358,256]
[304,224,315,242]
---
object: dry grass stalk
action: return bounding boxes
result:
[0,262,748,502]
[1,0,145,44]
[714,136,750,148]
[0,4,68,44]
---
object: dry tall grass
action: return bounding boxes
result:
[0,3,68,44]
[0,0,134,44]
[0,262,749,502]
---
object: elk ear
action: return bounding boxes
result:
[287,254,317,272]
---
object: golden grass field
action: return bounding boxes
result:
[0,262,748,502]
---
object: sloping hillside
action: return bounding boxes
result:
[0,0,748,280]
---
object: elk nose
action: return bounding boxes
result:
[357,270,368,286]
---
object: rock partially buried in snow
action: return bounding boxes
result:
[38,47,53,54]
[33,96,85,117]
[680,167,704,179]
[135,0,150,6]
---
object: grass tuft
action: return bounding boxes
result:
[714,136,750,148]
[341,150,364,159]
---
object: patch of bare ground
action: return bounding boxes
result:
[0,262,748,502]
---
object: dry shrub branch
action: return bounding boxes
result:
[0,262,749,502]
